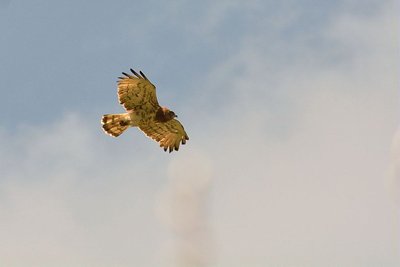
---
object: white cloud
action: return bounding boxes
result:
[0,114,170,267]
[390,128,400,204]
[196,1,399,266]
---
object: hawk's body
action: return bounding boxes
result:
[102,69,189,152]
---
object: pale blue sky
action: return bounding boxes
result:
[0,1,399,267]
[0,0,382,126]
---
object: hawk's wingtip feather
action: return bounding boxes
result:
[130,68,142,78]
[140,71,148,80]
[122,72,133,78]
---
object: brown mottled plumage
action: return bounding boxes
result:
[101,68,189,152]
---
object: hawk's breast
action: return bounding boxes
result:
[128,109,156,126]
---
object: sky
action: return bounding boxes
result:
[0,0,399,266]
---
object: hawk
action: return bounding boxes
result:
[101,68,189,153]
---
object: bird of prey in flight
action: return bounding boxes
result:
[102,69,189,153]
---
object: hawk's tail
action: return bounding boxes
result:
[101,113,131,137]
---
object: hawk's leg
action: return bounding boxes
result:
[119,121,129,126]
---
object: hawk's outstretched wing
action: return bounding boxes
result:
[117,69,160,113]
[139,119,189,153]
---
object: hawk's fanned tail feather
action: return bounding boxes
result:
[101,113,131,137]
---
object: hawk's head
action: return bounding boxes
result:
[155,107,177,122]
